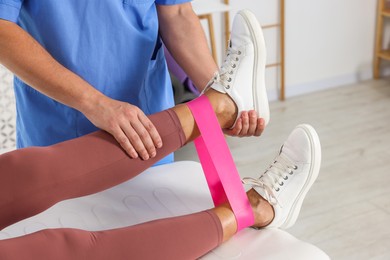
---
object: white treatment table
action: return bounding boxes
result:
[0,161,329,259]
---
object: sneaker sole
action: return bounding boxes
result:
[282,124,322,229]
[238,10,270,125]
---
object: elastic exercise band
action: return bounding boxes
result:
[187,95,254,231]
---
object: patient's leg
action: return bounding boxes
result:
[0,211,223,260]
[0,110,185,230]
[0,89,273,259]
[0,89,247,230]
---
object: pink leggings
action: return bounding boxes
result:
[0,110,223,259]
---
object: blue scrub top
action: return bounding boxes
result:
[0,0,191,165]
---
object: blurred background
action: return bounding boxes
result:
[175,1,390,259]
[1,0,389,259]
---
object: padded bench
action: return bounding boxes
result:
[0,161,329,259]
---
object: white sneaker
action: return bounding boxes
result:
[242,124,321,229]
[204,9,270,127]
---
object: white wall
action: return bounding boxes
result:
[200,0,378,100]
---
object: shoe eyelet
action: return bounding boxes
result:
[289,170,294,175]
[232,64,236,68]
[294,165,298,170]
[238,51,242,55]
[227,78,232,82]
[279,182,284,186]
[283,176,288,180]
[226,85,230,89]
[235,58,239,61]
[229,71,233,75]
[275,187,280,192]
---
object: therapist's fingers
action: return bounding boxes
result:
[226,111,249,137]
[122,124,151,160]
[128,115,162,160]
[239,111,250,137]
[224,118,242,136]
[83,97,162,159]
[254,118,265,136]
[114,120,158,160]
[138,114,163,149]
[245,110,259,137]
[118,107,161,160]
[111,126,139,159]
[224,111,266,137]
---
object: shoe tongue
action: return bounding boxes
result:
[230,15,251,50]
[281,142,304,164]
[210,82,226,94]
[281,130,310,163]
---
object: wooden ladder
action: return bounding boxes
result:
[374,0,390,78]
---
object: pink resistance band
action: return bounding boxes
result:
[187,95,254,231]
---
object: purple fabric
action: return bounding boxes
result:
[164,46,200,95]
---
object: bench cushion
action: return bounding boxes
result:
[0,161,329,259]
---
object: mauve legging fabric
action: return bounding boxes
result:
[0,109,223,259]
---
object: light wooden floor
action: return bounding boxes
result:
[175,79,390,260]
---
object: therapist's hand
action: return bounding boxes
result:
[223,110,265,137]
[84,97,162,160]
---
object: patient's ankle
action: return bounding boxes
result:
[247,189,274,228]
[204,89,237,129]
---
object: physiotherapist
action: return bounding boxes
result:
[0,0,264,164]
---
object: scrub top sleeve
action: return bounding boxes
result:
[155,0,192,5]
[0,0,23,23]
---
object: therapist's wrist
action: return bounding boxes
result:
[76,87,107,116]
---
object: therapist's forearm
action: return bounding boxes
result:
[157,4,218,92]
[0,19,105,114]
[0,19,167,159]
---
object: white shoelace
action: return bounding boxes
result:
[202,43,243,94]
[242,151,298,207]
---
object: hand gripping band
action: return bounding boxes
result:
[187,95,254,231]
